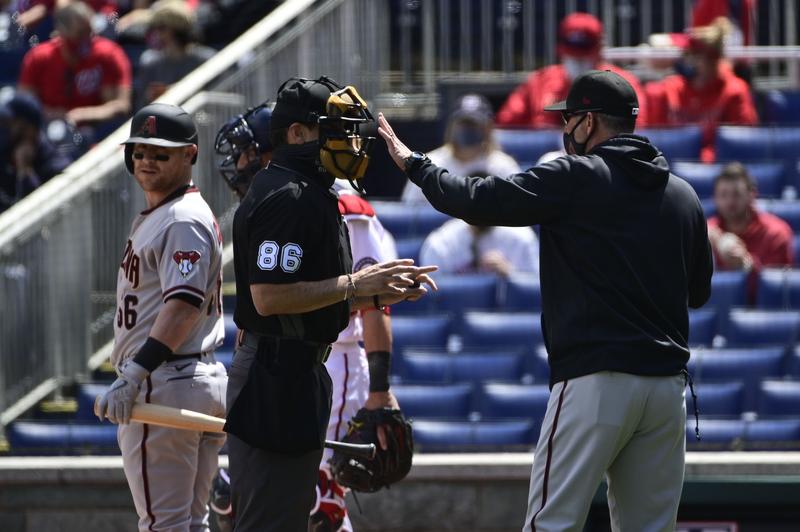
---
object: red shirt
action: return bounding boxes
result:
[19,36,132,112]
[496,63,649,128]
[644,64,758,162]
[29,0,117,14]
[708,209,794,270]
[691,0,757,46]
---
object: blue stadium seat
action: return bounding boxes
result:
[392,383,473,418]
[459,312,543,354]
[215,349,234,370]
[7,422,119,455]
[494,129,562,167]
[391,314,452,356]
[700,198,716,219]
[401,350,525,384]
[424,274,498,315]
[758,380,800,416]
[787,346,800,378]
[687,381,744,417]
[686,418,746,450]
[716,126,800,188]
[795,235,800,265]
[394,236,425,265]
[706,272,748,324]
[762,90,800,126]
[638,126,703,161]
[371,201,450,238]
[689,347,785,411]
[724,310,800,347]
[757,269,800,309]
[532,345,551,384]
[672,161,785,199]
[502,273,542,311]
[412,419,537,452]
[480,383,550,421]
[688,309,717,347]
[745,419,800,450]
[76,384,108,421]
[761,200,800,232]
[221,314,238,350]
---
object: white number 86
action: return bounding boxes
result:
[257,241,303,273]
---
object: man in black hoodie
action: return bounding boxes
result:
[379,70,713,532]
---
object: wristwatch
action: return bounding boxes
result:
[403,151,429,174]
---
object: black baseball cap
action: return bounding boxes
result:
[270,77,334,132]
[123,103,197,147]
[544,70,639,119]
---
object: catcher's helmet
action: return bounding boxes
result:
[214,103,273,195]
[122,103,198,173]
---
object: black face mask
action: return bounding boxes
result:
[562,113,592,156]
[274,140,334,185]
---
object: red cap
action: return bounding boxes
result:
[558,13,603,58]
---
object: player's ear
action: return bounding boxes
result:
[185,144,198,162]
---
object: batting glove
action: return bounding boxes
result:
[96,360,149,425]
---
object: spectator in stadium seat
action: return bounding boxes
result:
[496,12,648,128]
[402,93,519,203]
[18,1,132,142]
[0,92,73,213]
[645,18,758,163]
[16,0,118,33]
[133,0,215,110]
[708,162,793,301]
[420,218,539,276]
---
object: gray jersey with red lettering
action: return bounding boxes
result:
[111,185,224,368]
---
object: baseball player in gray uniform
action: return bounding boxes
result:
[97,103,228,532]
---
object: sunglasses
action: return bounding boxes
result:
[561,111,584,126]
[133,152,171,162]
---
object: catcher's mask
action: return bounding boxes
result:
[214,103,273,195]
[274,76,375,192]
[122,103,198,173]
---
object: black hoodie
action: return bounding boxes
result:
[407,134,713,386]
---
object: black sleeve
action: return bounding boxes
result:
[247,190,312,285]
[688,205,714,309]
[407,157,577,226]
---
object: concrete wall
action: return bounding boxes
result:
[2,453,800,532]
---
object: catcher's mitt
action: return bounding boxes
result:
[330,408,413,492]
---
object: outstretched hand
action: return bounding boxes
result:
[352,259,438,304]
[377,112,413,171]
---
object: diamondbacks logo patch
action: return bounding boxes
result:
[173,250,201,278]
[139,116,157,137]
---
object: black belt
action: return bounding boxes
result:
[239,330,331,364]
[166,352,205,362]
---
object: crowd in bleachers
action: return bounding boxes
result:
[0,0,280,214]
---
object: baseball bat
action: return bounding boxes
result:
[94,397,376,459]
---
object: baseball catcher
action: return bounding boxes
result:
[330,408,413,493]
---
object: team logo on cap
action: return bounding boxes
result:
[139,116,157,137]
[582,96,592,105]
[173,250,201,278]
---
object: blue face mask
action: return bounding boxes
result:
[675,60,697,81]
[451,127,485,148]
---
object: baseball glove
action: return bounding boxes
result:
[330,408,413,492]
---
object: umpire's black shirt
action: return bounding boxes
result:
[407,135,713,386]
[232,144,353,344]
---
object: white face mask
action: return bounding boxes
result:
[563,57,596,80]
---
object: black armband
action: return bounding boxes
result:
[133,337,173,372]
[367,350,391,392]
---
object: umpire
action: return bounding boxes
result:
[380,70,713,531]
[226,76,436,532]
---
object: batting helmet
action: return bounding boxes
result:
[122,103,198,173]
[214,102,273,194]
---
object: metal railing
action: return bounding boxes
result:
[1,0,799,427]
